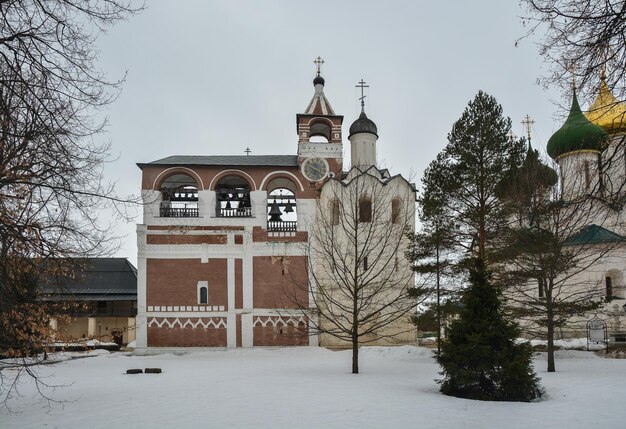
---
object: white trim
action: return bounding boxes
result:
[259,171,305,192]
[151,167,205,190]
[208,169,258,191]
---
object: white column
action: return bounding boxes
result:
[135,225,148,350]
[242,313,253,348]
[49,318,58,339]
[226,256,236,347]
[87,317,97,338]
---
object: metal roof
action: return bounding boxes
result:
[564,224,626,246]
[137,155,299,168]
[39,258,137,299]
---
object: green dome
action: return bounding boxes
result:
[547,91,608,159]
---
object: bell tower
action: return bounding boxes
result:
[296,57,343,176]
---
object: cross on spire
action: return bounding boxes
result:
[355,79,369,113]
[314,56,325,76]
[244,147,251,156]
[521,114,535,145]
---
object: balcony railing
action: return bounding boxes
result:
[217,207,252,217]
[267,220,297,232]
[160,205,199,218]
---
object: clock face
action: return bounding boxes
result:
[302,157,329,182]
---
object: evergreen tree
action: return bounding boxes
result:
[437,259,542,402]
[420,91,526,264]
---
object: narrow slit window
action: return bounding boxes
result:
[606,276,613,302]
[363,256,369,271]
[330,199,340,226]
[391,198,401,224]
[584,160,591,189]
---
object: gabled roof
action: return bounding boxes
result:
[137,155,299,169]
[564,224,626,246]
[40,258,137,301]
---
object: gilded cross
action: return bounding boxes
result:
[355,79,369,111]
[314,56,325,76]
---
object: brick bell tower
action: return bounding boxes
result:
[296,57,344,181]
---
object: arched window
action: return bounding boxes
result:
[197,281,208,305]
[216,176,251,217]
[359,197,372,223]
[266,178,298,233]
[160,174,199,217]
[605,269,624,300]
[391,198,402,224]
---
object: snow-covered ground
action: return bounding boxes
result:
[1,346,625,429]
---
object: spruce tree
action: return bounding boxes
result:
[436,259,541,402]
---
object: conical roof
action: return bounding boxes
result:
[585,77,626,135]
[547,90,608,159]
[303,74,336,116]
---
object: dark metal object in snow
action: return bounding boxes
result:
[587,315,608,352]
[145,368,162,374]
[126,369,143,374]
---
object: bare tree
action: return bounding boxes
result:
[0,0,142,407]
[292,168,421,374]
[521,0,626,101]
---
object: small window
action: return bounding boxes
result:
[363,256,369,271]
[606,276,613,302]
[198,281,209,304]
[391,198,401,224]
[359,197,372,223]
[538,280,544,298]
[583,160,591,189]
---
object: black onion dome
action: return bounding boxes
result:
[349,111,378,138]
[313,75,325,86]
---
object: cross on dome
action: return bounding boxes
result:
[355,79,369,113]
[314,56,325,76]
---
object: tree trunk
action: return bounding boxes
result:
[352,333,359,374]
[547,306,556,372]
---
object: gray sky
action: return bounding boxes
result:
[95,0,566,264]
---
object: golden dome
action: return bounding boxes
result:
[585,78,626,135]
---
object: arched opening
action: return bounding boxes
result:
[309,121,331,142]
[266,178,297,232]
[216,175,252,217]
[159,174,199,217]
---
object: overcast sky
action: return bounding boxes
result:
[94,0,568,264]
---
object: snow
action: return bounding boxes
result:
[1,346,625,429]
